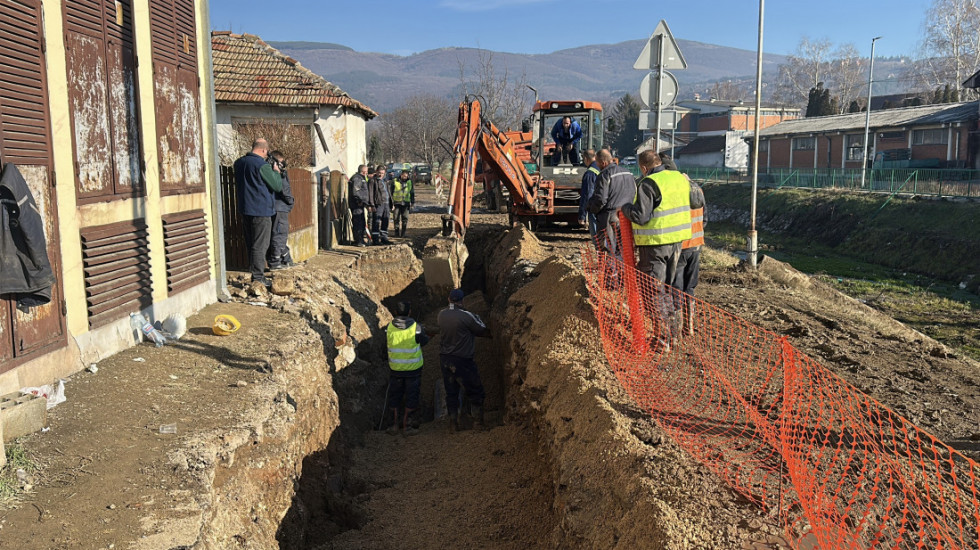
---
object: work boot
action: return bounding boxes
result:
[471,404,485,430]
[386,409,399,435]
[448,412,459,433]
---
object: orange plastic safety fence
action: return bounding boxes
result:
[581,216,980,549]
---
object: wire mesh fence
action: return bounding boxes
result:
[581,215,980,549]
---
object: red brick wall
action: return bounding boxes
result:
[730,114,794,132]
[699,117,730,133]
[792,149,816,168]
[769,139,792,168]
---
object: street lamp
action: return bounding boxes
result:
[747,0,764,268]
[860,36,882,189]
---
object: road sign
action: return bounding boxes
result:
[634,20,688,71]
[639,71,678,109]
[639,109,678,131]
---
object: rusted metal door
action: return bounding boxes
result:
[64,0,142,201]
[150,0,203,195]
[0,0,66,372]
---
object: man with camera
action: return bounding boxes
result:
[267,150,295,270]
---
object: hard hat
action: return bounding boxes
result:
[212,314,241,336]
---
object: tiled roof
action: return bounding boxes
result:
[211,31,376,118]
[677,135,727,156]
[758,101,977,138]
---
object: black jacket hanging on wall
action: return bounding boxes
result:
[0,162,54,312]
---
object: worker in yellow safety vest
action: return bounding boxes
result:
[385,301,430,436]
[390,170,415,238]
[660,152,705,336]
[622,149,703,284]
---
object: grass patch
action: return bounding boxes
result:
[706,220,980,361]
[0,441,37,505]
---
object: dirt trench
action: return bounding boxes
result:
[276,220,784,550]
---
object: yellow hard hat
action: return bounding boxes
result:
[212,314,241,336]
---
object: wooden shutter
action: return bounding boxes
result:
[149,0,203,194]
[81,220,152,328]
[0,0,66,372]
[64,0,142,200]
[162,210,210,294]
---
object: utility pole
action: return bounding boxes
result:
[860,36,882,189]
[748,0,764,268]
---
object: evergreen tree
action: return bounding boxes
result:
[610,94,643,154]
[848,100,862,113]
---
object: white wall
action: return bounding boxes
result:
[313,105,368,179]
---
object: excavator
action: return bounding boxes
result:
[422,96,604,294]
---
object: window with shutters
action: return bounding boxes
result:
[0,0,67,372]
[149,0,204,195]
[63,0,144,201]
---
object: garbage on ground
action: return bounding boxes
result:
[154,313,187,340]
[159,423,177,434]
[129,312,167,347]
[133,357,145,363]
[86,363,98,373]
[20,379,66,410]
[212,314,241,336]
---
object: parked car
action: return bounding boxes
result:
[412,165,432,184]
[621,156,637,166]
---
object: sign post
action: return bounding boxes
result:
[634,20,686,155]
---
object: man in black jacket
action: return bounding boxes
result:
[233,139,282,286]
[367,164,392,245]
[437,289,490,431]
[267,151,295,269]
[347,165,370,247]
[587,148,636,256]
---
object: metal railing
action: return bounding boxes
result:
[678,166,980,198]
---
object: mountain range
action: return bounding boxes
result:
[270,38,790,115]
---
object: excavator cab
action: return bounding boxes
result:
[530,101,604,225]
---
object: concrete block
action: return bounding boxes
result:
[0,392,47,443]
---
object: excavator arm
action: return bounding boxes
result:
[443,98,554,238]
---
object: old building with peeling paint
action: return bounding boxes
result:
[0,0,221,392]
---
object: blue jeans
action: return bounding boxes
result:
[440,354,484,415]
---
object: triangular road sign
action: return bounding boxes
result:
[634,20,688,70]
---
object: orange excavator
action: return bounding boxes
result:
[442,97,604,237]
[423,96,603,294]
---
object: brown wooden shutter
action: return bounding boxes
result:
[81,220,152,328]
[0,0,67,372]
[162,210,210,294]
[149,0,203,194]
[64,0,142,200]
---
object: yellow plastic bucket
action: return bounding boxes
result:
[212,314,241,336]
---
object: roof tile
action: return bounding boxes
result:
[211,31,377,118]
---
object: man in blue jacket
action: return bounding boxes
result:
[551,116,582,166]
[234,138,282,286]
[579,149,599,237]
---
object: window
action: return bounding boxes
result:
[793,137,816,150]
[846,134,864,161]
[879,131,904,140]
[149,0,204,194]
[758,140,769,152]
[912,128,947,145]
[63,0,143,200]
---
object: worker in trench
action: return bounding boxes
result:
[620,149,702,350]
[437,289,491,432]
[385,301,430,436]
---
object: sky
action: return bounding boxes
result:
[209,0,929,59]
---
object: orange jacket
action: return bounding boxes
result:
[681,207,704,249]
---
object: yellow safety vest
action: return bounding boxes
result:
[387,322,423,371]
[392,179,413,203]
[632,170,692,246]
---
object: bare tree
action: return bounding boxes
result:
[391,94,457,168]
[457,49,531,130]
[708,80,749,101]
[918,0,980,94]
[226,119,313,167]
[773,37,833,108]
[826,44,866,114]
